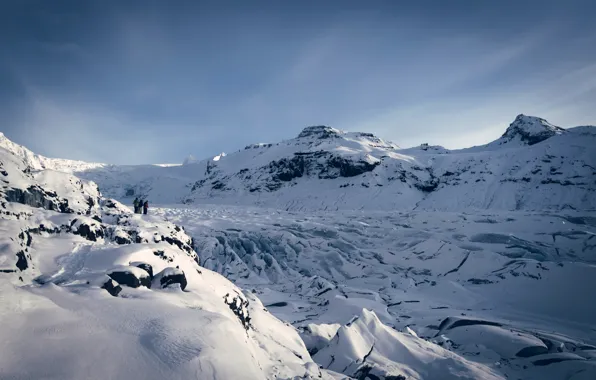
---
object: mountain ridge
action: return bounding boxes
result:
[1,115,595,212]
[2,116,596,380]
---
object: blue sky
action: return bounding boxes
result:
[1,0,595,164]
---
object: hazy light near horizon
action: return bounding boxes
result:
[0,0,595,164]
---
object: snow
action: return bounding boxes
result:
[502,114,565,139]
[3,116,594,213]
[313,309,504,379]
[213,152,226,161]
[150,204,596,379]
[1,114,596,379]
[0,146,338,379]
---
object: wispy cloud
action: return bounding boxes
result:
[1,1,594,162]
[10,91,201,164]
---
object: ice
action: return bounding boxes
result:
[313,309,504,379]
[1,114,595,379]
[154,204,596,379]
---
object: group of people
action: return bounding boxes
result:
[133,197,149,215]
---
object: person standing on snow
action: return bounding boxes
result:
[143,200,149,215]
[138,198,144,214]
[133,197,139,213]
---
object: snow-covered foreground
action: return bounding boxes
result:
[153,204,596,379]
[0,147,333,380]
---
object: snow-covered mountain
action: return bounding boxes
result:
[2,115,596,379]
[496,114,566,146]
[3,114,592,212]
[0,143,344,379]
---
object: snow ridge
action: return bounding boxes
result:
[2,115,594,212]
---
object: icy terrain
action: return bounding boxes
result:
[153,204,596,379]
[0,146,339,380]
[2,114,595,212]
[1,114,595,379]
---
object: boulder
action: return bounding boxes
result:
[101,278,122,297]
[153,267,187,290]
[107,266,152,289]
[130,261,153,279]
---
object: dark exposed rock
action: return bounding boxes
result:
[107,268,151,288]
[85,196,95,215]
[269,155,306,182]
[101,278,122,297]
[18,230,33,246]
[244,143,273,150]
[297,125,340,139]
[163,235,188,252]
[4,185,72,213]
[223,292,252,330]
[467,278,494,285]
[153,249,174,263]
[104,199,118,208]
[327,155,379,178]
[114,235,132,245]
[354,364,406,380]
[154,267,187,290]
[501,114,565,145]
[16,250,28,271]
[266,151,379,186]
[131,262,153,279]
[74,223,105,242]
[211,181,226,190]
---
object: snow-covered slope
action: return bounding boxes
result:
[4,115,592,212]
[0,136,520,380]
[0,146,339,379]
[178,116,594,211]
[494,114,566,147]
[2,114,596,379]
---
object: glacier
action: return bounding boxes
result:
[1,114,595,379]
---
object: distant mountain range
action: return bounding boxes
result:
[2,114,595,211]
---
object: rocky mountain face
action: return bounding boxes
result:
[498,114,566,146]
[151,115,596,211]
[0,146,196,282]
[1,115,594,213]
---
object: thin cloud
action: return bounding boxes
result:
[1,1,594,162]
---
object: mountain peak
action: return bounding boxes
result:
[297,125,342,139]
[500,114,565,145]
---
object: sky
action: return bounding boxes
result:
[1,0,595,164]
